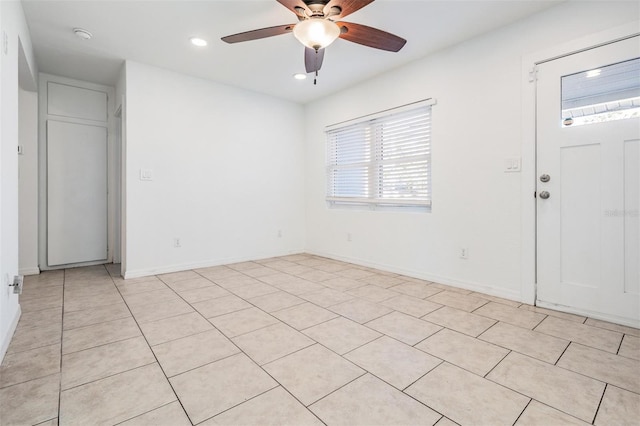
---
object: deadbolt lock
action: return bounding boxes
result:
[540,174,550,183]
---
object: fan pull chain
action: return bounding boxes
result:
[314,49,319,85]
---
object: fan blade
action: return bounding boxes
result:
[221,24,295,44]
[324,0,374,19]
[337,21,406,52]
[305,47,325,73]
[276,0,310,18]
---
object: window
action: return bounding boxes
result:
[325,99,434,209]
[561,58,640,127]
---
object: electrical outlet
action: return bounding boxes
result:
[174,238,181,248]
[459,247,469,259]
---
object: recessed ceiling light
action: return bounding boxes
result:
[73,28,92,40]
[586,69,601,78]
[190,37,208,47]
[293,73,307,80]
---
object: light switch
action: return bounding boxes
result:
[504,157,521,173]
[140,169,153,181]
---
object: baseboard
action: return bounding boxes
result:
[306,249,522,303]
[124,248,306,279]
[0,305,22,365]
[19,266,40,276]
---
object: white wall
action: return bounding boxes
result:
[0,0,38,362]
[303,1,640,301]
[18,88,38,275]
[124,61,306,277]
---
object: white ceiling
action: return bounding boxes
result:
[22,0,564,104]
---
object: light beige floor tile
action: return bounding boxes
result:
[121,288,181,309]
[192,294,252,318]
[119,401,191,426]
[20,285,63,301]
[228,261,262,271]
[618,334,640,360]
[335,268,376,280]
[20,295,63,313]
[197,267,244,282]
[359,274,405,288]
[270,278,326,295]
[487,352,605,422]
[427,282,473,295]
[330,299,393,324]
[164,276,216,293]
[242,265,280,278]
[310,373,441,426]
[299,288,355,307]
[345,336,441,390]
[249,291,305,312]
[116,279,168,296]
[207,386,323,426]
[434,417,458,426]
[406,362,529,426]
[585,318,640,337]
[7,323,62,354]
[129,297,194,323]
[139,312,213,346]
[63,302,131,330]
[427,291,488,312]
[64,282,119,299]
[479,321,569,364]
[63,291,123,313]
[0,344,60,388]
[242,273,288,287]
[233,323,315,365]
[303,317,381,355]
[594,385,640,426]
[312,262,352,273]
[422,306,496,337]
[62,316,141,354]
[157,270,201,284]
[469,292,522,308]
[177,284,230,303]
[16,307,62,330]
[60,363,175,425]
[273,302,339,330]
[0,374,60,426]
[381,295,442,318]
[322,277,367,292]
[61,336,155,389]
[516,401,589,425]
[557,343,640,393]
[366,311,442,345]
[535,316,623,353]
[209,307,279,337]
[170,353,277,424]
[416,329,508,376]
[346,285,399,303]
[34,417,58,426]
[262,260,299,271]
[474,302,546,329]
[152,329,239,377]
[114,275,162,286]
[264,344,365,406]
[229,282,279,299]
[295,269,338,282]
[389,282,442,299]
[519,304,587,323]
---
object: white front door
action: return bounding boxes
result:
[536,36,640,327]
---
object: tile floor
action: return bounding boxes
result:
[1,254,639,425]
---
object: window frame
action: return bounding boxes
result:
[325,99,435,211]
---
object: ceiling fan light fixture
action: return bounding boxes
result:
[293,19,340,50]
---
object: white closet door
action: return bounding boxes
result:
[47,120,108,266]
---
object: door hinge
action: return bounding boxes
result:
[529,66,538,83]
[534,191,537,198]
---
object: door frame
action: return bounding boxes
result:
[38,73,116,270]
[520,21,640,314]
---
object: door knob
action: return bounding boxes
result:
[540,174,550,183]
[539,191,550,199]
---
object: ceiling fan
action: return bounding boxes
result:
[221,0,406,83]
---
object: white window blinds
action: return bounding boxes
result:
[326,100,433,208]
